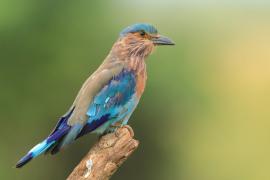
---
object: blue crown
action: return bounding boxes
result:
[120,23,158,37]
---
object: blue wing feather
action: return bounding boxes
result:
[77,69,138,137]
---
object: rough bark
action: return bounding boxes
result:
[67,126,139,180]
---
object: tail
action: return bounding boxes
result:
[16,108,75,168]
[15,139,56,168]
[16,121,72,168]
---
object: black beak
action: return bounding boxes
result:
[152,35,175,45]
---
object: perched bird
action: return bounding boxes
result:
[16,23,174,168]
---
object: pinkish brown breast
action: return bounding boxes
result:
[135,68,147,97]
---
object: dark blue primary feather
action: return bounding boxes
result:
[77,69,137,137]
[49,107,75,136]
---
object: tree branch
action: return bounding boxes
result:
[67,126,139,180]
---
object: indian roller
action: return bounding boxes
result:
[16,23,174,168]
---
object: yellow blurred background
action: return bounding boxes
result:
[1,1,270,179]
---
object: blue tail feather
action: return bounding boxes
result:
[16,140,55,168]
[15,153,33,168]
[16,109,74,168]
[16,126,70,168]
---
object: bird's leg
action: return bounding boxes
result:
[108,122,122,137]
[111,121,122,128]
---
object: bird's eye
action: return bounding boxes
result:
[139,30,146,36]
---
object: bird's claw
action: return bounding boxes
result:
[122,125,134,137]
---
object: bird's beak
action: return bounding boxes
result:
[152,35,175,46]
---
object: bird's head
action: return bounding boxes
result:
[112,23,174,59]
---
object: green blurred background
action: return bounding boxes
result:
[1,0,270,179]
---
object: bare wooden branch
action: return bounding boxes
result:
[67,125,139,180]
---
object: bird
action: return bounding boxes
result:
[16,23,174,168]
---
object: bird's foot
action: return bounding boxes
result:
[99,124,134,139]
[121,125,134,137]
[109,122,122,137]
[102,123,134,137]
[112,124,134,138]
[100,122,121,137]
